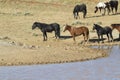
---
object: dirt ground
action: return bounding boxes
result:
[0,0,120,66]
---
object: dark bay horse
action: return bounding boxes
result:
[93,24,113,43]
[32,22,60,41]
[63,24,89,43]
[109,0,118,14]
[111,24,120,39]
[73,3,87,19]
[94,2,110,15]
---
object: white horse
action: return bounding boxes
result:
[94,2,110,15]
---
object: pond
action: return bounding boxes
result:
[0,45,120,80]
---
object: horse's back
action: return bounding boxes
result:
[111,24,120,27]
[96,2,106,8]
[74,26,89,34]
[111,24,120,32]
[73,3,86,12]
[104,26,112,32]
[50,23,60,30]
[109,0,118,7]
[79,26,89,31]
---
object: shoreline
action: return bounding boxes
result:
[0,39,111,66]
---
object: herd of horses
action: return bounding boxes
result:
[32,22,120,43]
[73,0,119,19]
[32,0,120,43]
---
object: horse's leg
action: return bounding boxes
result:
[115,6,118,14]
[43,32,46,41]
[110,32,113,42]
[43,32,47,41]
[101,35,104,43]
[73,35,76,42]
[97,34,100,43]
[83,33,86,43]
[77,12,80,19]
[54,31,57,39]
[84,33,89,44]
[86,34,89,43]
[107,7,110,15]
[55,30,60,39]
[103,8,106,15]
[119,33,120,40]
[106,33,110,42]
[74,12,77,19]
[83,10,86,18]
[99,8,101,13]
[111,7,114,14]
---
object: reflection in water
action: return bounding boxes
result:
[0,45,120,80]
[91,45,113,49]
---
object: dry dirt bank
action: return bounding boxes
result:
[0,39,109,66]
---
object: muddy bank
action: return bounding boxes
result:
[0,39,108,66]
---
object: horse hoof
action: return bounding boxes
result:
[102,42,104,43]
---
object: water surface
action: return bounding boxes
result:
[0,45,120,80]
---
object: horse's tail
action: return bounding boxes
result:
[83,4,87,18]
[87,28,89,41]
[85,7,87,15]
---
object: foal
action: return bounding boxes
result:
[63,24,89,43]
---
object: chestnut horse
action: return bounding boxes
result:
[111,24,120,39]
[63,24,89,43]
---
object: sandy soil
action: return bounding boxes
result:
[0,0,120,66]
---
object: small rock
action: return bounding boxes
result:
[29,45,36,49]
[47,45,50,48]
[9,41,16,45]
[17,42,23,46]
[1,59,4,61]
[3,36,10,40]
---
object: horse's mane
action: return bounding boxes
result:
[65,25,76,30]
[66,24,72,27]
[94,24,103,29]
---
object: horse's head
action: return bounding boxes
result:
[93,24,103,31]
[73,12,78,19]
[63,24,70,32]
[63,24,68,32]
[94,7,98,13]
[32,22,39,30]
[93,24,97,30]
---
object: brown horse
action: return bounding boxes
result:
[63,24,89,42]
[111,24,120,39]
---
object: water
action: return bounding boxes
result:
[0,45,120,80]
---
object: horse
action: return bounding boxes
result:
[32,22,60,41]
[93,24,113,43]
[111,24,120,39]
[63,24,89,43]
[109,0,118,14]
[94,2,110,15]
[73,3,87,19]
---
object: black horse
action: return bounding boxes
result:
[109,0,118,14]
[73,3,87,19]
[32,22,60,41]
[93,24,113,43]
